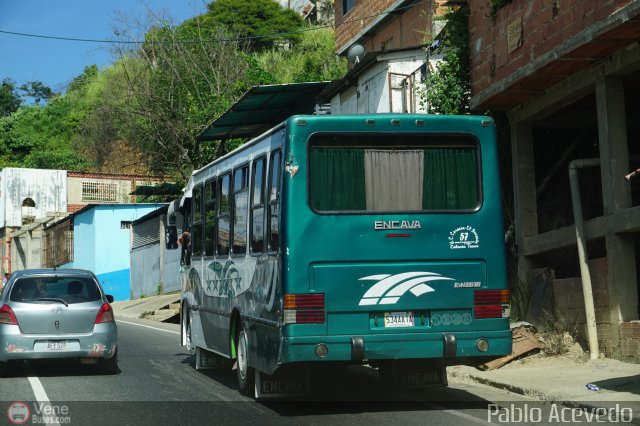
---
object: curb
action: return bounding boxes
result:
[464,373,640,425]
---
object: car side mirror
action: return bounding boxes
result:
[165,225,179,250]
[106,295,114,303]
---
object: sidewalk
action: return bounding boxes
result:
[449,352,640,422]
[111,293,181,320]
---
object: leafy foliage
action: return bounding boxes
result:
[111,19,270,179]
[0,100,91,170]
[418,7,470,115]
[0,2,344,181]
[196,0,305,51]
[254,28,347,83]
[19,81,55,104]
[0,79,22,117]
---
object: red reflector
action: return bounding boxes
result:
[95,303,114,324]
[385,233,412,238]
[474,290,510,305]
[284,294,324,309]
[294,309,325,324]
[0,304,18,325]
[474,305,503,319]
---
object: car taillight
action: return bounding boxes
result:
[0,304,18,325]
[474,289,510,319]
[95,303,114,323]
[283,293,324,324]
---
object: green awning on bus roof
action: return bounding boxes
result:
[196,81,331,141]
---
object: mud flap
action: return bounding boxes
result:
[195,347,231,370]
[254,366,311,399]
[382,360,448,389]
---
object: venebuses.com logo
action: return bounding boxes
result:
[7,402,30,425]
[7,401,72,424]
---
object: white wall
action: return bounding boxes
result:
[0,168,67,227]
[330,49,443,115]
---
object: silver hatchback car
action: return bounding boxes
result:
[0,269,118,375]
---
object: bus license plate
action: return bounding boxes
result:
[384,312,414,328]
[47,341,67,351]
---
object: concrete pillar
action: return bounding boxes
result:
[595,71,638,329]
[510,119,539,285]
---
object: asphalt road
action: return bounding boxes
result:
[0,318,531,426]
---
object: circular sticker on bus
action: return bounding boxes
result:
[448,226,480,249]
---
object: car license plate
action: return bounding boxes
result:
[384,312,414,328]
[47,341,67,351]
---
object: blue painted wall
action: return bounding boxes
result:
[64,204,165,301]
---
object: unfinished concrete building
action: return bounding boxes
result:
[468,0,640,361]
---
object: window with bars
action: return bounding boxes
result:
[82,181,118,202]
[42,221,74,267]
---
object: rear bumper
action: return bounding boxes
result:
[0,323,118,362]
[280,330,511,364]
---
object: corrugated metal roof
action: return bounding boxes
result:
[196,82,330,141]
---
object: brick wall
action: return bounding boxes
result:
[620,322,640,363]
[552,258,611,351]
[552,257,640,362]
[467,0,634,100]
[334,1,445,54]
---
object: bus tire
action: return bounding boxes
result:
[236,321,255,396]
[0,361,9,377]
[378,360,396,389]
[183,308,195,357]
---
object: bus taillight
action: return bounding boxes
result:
[474,290,510,319]
[284,293,325,324]
[474,289,509,305]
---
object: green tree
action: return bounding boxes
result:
[0,100,91,170]
[19,81,55,105]
[189,0,305,51]
[0,79,21,116]
[254,28,347,83]
[418,7,470,115]
[111,18,270,179]
[67,65,99,93]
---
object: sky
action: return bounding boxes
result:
[0,0,208,94]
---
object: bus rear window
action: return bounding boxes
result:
[308,135,480,212]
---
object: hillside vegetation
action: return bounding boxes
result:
[0,0,346,183]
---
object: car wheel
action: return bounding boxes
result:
[236,322,255,396]
[101,349,118,375]
[0,361,9,377]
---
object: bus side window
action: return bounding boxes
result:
[250,157,266,254]
[267,150,281,253]
[217,174,231,256]
[233,165,249,255]
[204,178,217,256]
[192,184,203,257]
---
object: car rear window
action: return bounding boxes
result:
[9,277,102,304]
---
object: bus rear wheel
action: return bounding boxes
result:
[0,361,9,377]
[183,308,195,357]
[236,322,255,396]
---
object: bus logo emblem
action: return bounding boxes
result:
[358,272,454,306]
[374,220,421,230]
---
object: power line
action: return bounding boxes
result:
[0,0,432,45]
